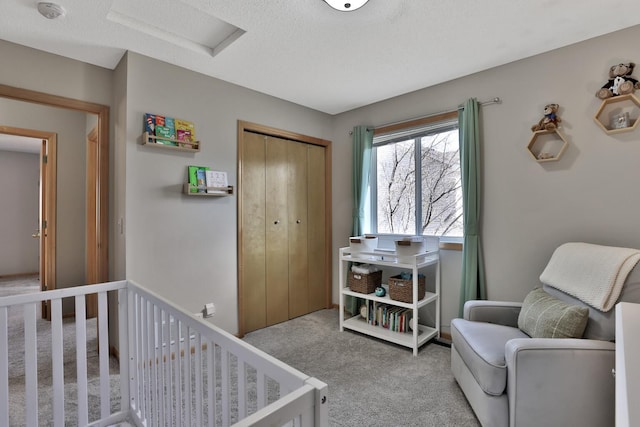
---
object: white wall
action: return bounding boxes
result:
[120,52,333,333]
[0,97,88,288]
[0,150,39,275]
[332,25,640,333]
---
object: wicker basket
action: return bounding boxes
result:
[388,274,426,303]
[348,270,382,294]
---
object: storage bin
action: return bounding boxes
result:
[350,235,378,253]
[388,274,426,303]
[348,270,382,294]
[394,236,426,262]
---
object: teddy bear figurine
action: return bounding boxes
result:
[596,63,640,99]
[531,103,561,132]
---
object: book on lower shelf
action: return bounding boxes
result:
[363,301,413,333]
[187,165,210,193]
[204,170,228,194]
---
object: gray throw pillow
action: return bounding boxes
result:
[518,288,589,338]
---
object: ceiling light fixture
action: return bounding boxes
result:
[37,2,66,19]
[323,0,369,12]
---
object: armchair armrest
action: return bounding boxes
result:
[463,300,522,327]
[505,338,615,427]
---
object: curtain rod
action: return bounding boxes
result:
[350,97,502,134]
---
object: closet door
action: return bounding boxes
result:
[307,144,327,312]
[265,136,290,326]
[287,140,309,318]
[241,132,267,332]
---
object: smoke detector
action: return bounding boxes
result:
[37,2,66,19]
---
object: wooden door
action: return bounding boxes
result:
[265,136,290,326]
[240,132,268,332]
[287,140,309,318]
[307,144,327,312]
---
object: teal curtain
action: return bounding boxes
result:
[347,125,374,315]
[458,98,486,316]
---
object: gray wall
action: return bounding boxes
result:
[0,150,39,275]
[0,97,88,288]
[332,25,640,333]
[3,24,640,337]
[120,52,333,333]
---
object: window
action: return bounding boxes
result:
[369,112,463,237]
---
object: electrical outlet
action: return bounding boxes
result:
[204,303,215,318]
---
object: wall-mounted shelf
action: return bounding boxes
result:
[593,94,640,135]
[527,129,568,162]
[183,183,233,196]
[142,132,200,152]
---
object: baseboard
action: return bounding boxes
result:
[0,272,38,279]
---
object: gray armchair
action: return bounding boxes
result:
[451,245,640,427]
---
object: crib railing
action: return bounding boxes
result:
[0,280,328,427]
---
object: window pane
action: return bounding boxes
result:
[420,130,463,236]
[376,140,416,234]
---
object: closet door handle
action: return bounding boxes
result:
[296,219,301,224]
[274,220,280,225]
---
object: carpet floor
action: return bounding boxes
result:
[243,309,480,427]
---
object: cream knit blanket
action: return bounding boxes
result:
[539,242,640,312]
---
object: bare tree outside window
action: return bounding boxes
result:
[421,130,462,236]
[374,127,462,237]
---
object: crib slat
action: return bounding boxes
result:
[146,301,155,426]
[174,318,183,425]
[98,291,110,420]
[51,298,65,426]
[238,358,247,420]
[118,288,130,419]
[221,347,230,426]
[162,311,173,426]
[75,295,89,426]
[207,340,215,427]
[24,302,38,427]
[184,324,192,427]
[257,367,266,411]
[142,299,151,424]
[156,306,166,427]
[0,307,8,427]
[195,333,203,426]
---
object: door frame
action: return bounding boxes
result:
[0,84,110,317]
[237,120,332,337]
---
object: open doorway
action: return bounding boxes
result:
[0,84,109,320]
[0,128,56,318]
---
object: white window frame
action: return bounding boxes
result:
[369,112,461,238]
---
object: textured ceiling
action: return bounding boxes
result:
[2,0,640,114]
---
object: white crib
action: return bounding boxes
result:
[0,280,328,426]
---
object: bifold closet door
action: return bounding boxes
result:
[241,130,328,333]
[287,141,309,318]
[307,144,327,312]
[265,137,290,326]
[241,132,267,332]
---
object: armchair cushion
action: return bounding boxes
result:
[451,318,529,396]
[518,288,589,339]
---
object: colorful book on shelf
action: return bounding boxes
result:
[175,119,196,148]
[187,166,210,193]
[153,115,177,146]
[205,170,228,194]
[144,113,156,143]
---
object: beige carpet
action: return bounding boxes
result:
[243,309,480,427]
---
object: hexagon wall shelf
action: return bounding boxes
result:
[593,94,640,134]
[527,129,568,162]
